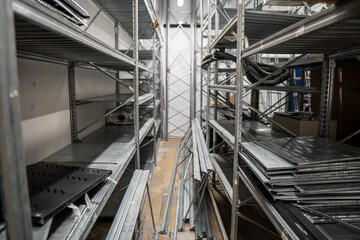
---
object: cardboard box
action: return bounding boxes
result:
[272,114,337,139]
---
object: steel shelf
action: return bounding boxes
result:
[93,0,163,41]
[36,118,154,240]
[76,93,154,105]
[242,0,360,57]
[209,120,290,148]
[210,1,360,56]
[211,153,233,203]
[210,10,305,50]
[12,0,151,72]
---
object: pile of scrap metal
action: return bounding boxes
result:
[160,119,227,239]
[34,0,89,26]
[201,51,290,86]
[241,136,360,237]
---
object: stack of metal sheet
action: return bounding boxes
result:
[35,0,89,26]
[240,136,360,228]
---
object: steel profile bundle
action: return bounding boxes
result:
[170,123,214,239]
[240,136,360,232]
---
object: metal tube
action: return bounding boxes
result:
[165,0,170,140]
[0,1,33,238]
[341,128,360,143]
[146,183,157,234]
[231,0,245,239]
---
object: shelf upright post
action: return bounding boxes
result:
[213,0,219,150]
[300,68,305,111]
[205,0,211,148]
[115,21,120,106]
[0,1,33,238]
[200,0,204,122]
[165,0,170,140]
[153,31,157,164]
[133,0,140,169]
[68,61,78,143]
[318,54,336,138]
[231,0,245,239]
[190,0,197,121]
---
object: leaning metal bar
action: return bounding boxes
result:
[184,175,208,220]
[244,102,297,137]
[77,96,134,134]
[262,93,290,115]
[318,54,336,138]
[88,62,134,92]
[231,0,245,239]
[341,128,360,143]
[160,144,180,233]
[0,1,33,238]
[237,212,280,238]
[146,183,157,234]
[133,0,140,169]
[206,0,211,148]
[207,186,229,240]
[68,61,79,143]
[245,54,306,92]
[265,94,299,116]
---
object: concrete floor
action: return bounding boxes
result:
[88,138,281,240]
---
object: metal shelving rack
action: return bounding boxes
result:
[201,0,360,239]
[0,0,162,239]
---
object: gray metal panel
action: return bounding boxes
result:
[40,120,153,239]
[255,136,360,166]
[242,142,294,171]
[94,0,157,39]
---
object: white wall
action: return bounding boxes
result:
[18,1,132,165]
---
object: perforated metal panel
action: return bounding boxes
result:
[27,162,111,224]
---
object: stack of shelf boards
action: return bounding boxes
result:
[209,118,360,239]
[13,0,151,72]
[22,118,155,240]
[241,136,360,239]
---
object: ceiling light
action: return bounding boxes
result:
[177,0,184,7]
